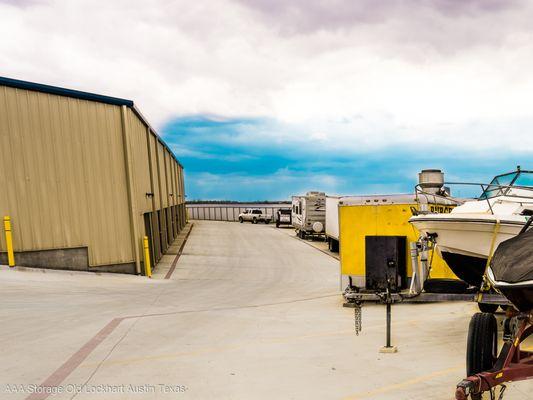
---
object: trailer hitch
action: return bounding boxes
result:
[455,379,478,400]
[456,380,506,400]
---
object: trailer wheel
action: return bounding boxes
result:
[239,217,243,223]
[466,312,497,378]
[477,302,498,313]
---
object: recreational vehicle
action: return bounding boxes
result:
[292,192,326,238]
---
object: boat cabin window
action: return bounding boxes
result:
[480,170,533,199]
[513,172,533,188]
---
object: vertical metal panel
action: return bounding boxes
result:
[163,152,173,241]
[174,162,179,206]
[154,141,168,251]
[157,141,168,208]
[0,86,133,266]
[170,159,177,207]
[171,162,180,232]
[181,167,185,205]
[126,109,152,214]
[178,165,183,203]
[148,132,161,206]
[146,130,163,261]
[120,105,141,274]
[144,127,160,261]
[164,151,170,205]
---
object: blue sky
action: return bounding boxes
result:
[162,116,530,201]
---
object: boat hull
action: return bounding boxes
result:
[440,251,487,287]
[410,216,524,287]
[488,269,533,312]
[495,285,533,312]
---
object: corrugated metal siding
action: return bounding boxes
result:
[157,141,169,208]
[126,108,152,214]
[0,86,133,266]
[148,133,161,205]
[165,151,173,206]
[178,167,185,204]
[170,159,177,207]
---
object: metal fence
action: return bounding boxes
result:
[187,205,288,222]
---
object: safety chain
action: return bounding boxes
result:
[354,302,362,335]
[498,384,506,400]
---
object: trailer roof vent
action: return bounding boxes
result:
[418,169,444,194]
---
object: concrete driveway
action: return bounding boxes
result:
[1,220,532,399]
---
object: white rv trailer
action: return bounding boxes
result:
[325,195,342,252]
[292,191,326,238]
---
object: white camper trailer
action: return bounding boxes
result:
[325,195,341,252]
[292,191,326,238]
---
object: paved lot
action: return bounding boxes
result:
[1,220,532,399]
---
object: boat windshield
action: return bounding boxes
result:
[480,170,533,199]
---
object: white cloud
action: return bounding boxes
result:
[1,0,533,153]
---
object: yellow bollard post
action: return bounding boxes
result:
[143,236,152,278]
[3,216,15,267]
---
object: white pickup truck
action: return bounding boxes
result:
[238,209,272,224]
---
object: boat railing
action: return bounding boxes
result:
[415,182,533,215]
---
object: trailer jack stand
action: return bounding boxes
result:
[455,317,533,400]
[378,278,398,353]
[379,301,398,353]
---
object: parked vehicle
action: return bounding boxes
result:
[292,191,326,238]
[238,209,272,224]
[325,195,341,251]
[276,208,292,228]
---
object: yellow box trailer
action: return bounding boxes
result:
[338,194,457,290]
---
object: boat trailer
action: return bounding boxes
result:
[455,312,533,399]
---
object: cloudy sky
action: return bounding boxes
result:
[1,0,532,200]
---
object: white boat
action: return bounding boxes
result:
[409,168,533,287]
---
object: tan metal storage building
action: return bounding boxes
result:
[0,76,186,274]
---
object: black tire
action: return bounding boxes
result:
[478,302,499,313]
[424,278,469,294]
[252,218,257,224]
[239,217,243,223]
[466,312,497,377]
[264,219,270,224]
